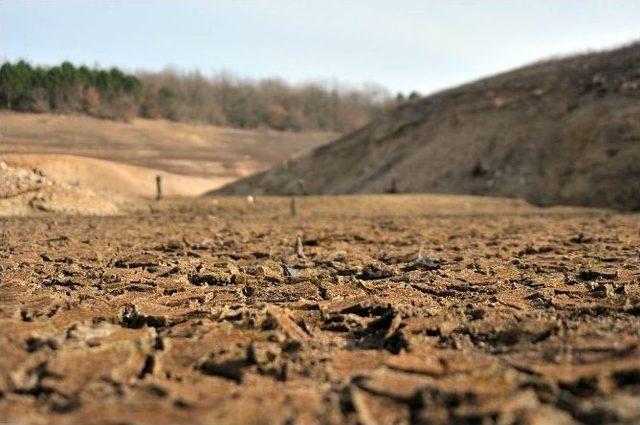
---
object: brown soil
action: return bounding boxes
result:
[1,111,336,179]
[1,160,121,216]
[3,154,232,201]
[216,43,640,210]
[0,112,336,215]
[2,195,639,424]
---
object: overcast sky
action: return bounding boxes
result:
[2,0,639,94]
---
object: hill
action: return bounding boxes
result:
[0,155,234,216]
[1,111,336,215]
[214,43,640,210]
[1,111,335,178]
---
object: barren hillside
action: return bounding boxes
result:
[1,112,336,179]
[215,43,640,210]
[1,112,336,214]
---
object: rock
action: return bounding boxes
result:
[199,355,248,383]
[359,263,394,280]
[115,253,160,268]
[263,305,310,342]
[350,385,410,425]
[404,255,443,271]
[188,263,239,286]
[1,162,51,198]
[577,269,618,281]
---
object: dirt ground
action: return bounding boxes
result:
[1,196,639,425]
[0,112,336,213]
[1,112,335,179]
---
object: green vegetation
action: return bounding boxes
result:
[1,60,396,131]
[0,61,143,121]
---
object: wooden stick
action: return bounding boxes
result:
[156,175,162,200]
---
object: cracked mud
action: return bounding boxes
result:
[1,197,639,424]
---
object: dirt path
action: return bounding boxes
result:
[1,196,639,424]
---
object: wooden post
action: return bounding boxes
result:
[156,175,162,201]
[290,196,297,217]
[297,179,306,196]
[387,177,398,194]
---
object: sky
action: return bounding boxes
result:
[2,0,640,95]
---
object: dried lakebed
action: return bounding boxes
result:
[1,198,639,424]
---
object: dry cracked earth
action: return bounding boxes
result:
[1,196,640,425]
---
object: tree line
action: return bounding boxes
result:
[0,60,399,132]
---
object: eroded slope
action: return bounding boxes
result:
[216,43,640,210]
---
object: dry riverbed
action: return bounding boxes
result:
[1,196,639,424]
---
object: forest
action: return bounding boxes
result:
[0,60,397,132]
